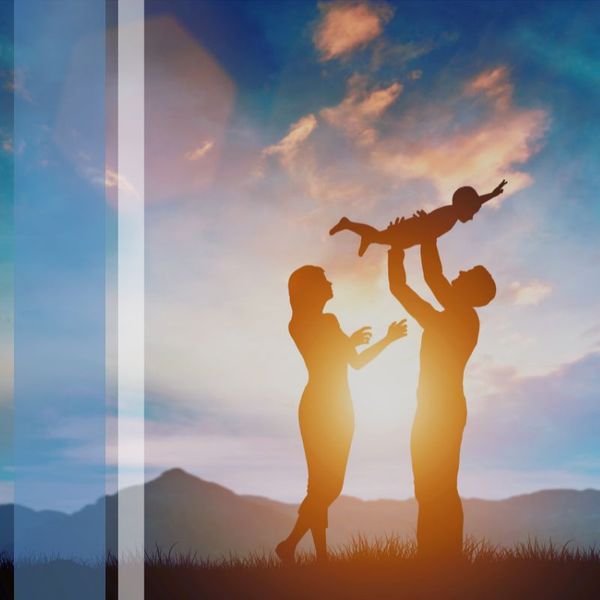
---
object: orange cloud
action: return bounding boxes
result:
[184,140,215,161]
[261,65,547,211]
[261,112,381,204]
[260,74,403,205]
[321,74,402,146]
[371,66,548,204]
[314,2,393,61]
[465,65,513,110]
[263,114,318,167]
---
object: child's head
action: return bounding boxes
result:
[452,186,481,222]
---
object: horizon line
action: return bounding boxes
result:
[2,467,599,515]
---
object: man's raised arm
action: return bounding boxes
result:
[421,238,455,308]
[388,247,436,328]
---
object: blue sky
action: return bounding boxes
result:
[1,0,599,512]
[2,0,106,517]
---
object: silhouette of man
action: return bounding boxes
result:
[387,233,496,561]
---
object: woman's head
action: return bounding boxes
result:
[288,265,333,314]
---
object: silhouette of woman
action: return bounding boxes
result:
[276,265,407,563]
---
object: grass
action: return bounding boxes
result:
[2,538,600,599]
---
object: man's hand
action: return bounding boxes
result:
[350,326,372,347]
[385,319,408,342]
[491,179,508,197]
[386,209,427,232]
[386,216,405,232]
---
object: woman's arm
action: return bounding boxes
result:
[349,320,407,370]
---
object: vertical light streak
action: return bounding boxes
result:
[118,0,145,598]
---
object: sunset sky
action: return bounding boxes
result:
[2,0,600,512]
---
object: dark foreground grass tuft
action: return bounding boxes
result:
[0,552,12,598]
[136,537,600,600]
[2,539,600,599]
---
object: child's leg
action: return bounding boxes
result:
[329,217,377,238]
[329,217,397,256]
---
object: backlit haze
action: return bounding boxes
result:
[3,1,599,511]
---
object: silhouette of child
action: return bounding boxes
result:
[330,180,507,256]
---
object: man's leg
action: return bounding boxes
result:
[443,489,463,558]
[437,423,465,559]
[412,416,438,560]
[310,526,327,561]
[412,414,465,561]
[415,498,438,560]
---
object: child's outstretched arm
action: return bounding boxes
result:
[479,179,508,204]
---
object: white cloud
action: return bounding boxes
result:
[508,280,552,306]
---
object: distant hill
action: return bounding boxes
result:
[1,468,599,560]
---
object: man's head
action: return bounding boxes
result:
[452,186,481,222]
[451,266,496,307]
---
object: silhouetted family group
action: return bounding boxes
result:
[276,179,507,564]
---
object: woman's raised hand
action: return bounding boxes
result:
[386,319,408,341]
[350,326,372,347]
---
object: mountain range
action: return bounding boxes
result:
[1,468,599,560]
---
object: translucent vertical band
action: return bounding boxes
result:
[118,0,145,598]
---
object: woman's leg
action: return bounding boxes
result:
[293,398,353,562]
[284,517,310,547]
[295,486,330,561]
[276,512,309,564]
[308,443,349,562]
